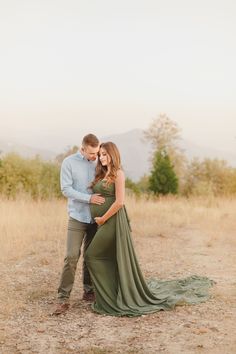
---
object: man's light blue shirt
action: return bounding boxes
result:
[60,152,96,223]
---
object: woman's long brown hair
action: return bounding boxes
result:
[91,142,121,187]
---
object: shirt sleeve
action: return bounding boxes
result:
[60,159,91,203]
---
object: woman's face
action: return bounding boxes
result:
[99,147,111,167]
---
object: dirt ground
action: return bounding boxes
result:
[1,224,236,354]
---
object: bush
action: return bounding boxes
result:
[0,153,61,199]
[182,158,236,196]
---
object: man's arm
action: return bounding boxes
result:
[60,159,105,205]
[60,159,91,202]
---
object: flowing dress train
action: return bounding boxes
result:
[85,180,214,317]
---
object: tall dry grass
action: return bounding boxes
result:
[0,196,67,261]
[0,195,236,262]
[127,195,236,245]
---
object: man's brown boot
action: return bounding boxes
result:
[82,292,95,302]
[52,303,70,316]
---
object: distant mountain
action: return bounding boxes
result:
[0,139,56,161]
[1,130,236,181]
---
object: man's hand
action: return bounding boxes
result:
[90,194,105,205]
[94,216,105,225]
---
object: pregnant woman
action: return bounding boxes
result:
[85,142,213,317]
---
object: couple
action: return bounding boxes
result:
[53,134,213,316]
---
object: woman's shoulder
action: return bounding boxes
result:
[116,169,125,180]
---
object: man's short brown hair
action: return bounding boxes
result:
[82,134,99,148]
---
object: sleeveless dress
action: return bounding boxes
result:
[85,180,214,317]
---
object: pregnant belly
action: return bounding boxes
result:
[90,197,114,218]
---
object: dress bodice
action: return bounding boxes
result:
[90,180,115,218]
[93,179,115,197]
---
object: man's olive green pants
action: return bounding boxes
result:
[57,217,97,303]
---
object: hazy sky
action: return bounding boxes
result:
[0,0,236,152]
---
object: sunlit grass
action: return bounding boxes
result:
[0,194,235,262]
[0,196,67,261]
[126,195,236,246]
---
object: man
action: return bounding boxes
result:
[53,133,104,315]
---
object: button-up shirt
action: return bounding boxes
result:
[60,152,96,223]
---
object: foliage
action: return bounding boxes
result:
[149,150,178,195]
[125,178,141,196]
[136,174,150,193]
[0,153,61,199]
[182,158,236,196]
[1,143,236,199]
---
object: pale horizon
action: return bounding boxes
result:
[0,0,236,152]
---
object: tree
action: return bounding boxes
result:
[144,114,181,150]
[143,114,186,180]
[149,150,178,195]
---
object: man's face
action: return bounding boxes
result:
[81,145,99,161]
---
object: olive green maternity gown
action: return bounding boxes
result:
[85,180,214,317]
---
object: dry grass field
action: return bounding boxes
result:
[0,195,236,353]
